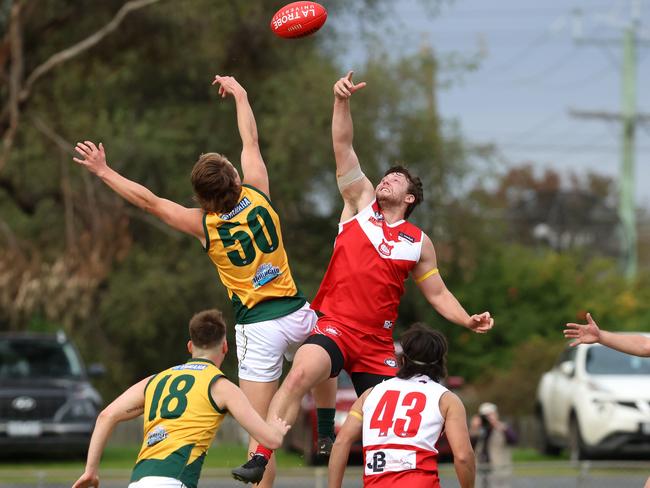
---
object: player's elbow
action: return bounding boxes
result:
[641,339,650,357]
[333,424,359,448]
[97,406,120,425]
[261,431,283,450]
[333,141,352,158]
[141,195,162,215]
[452,447,475,468]
[333,433,354,449]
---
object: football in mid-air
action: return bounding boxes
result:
[270,1,327,39]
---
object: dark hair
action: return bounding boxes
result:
[191,153,241,213]
[384,165,423,219]
[188,309,227,349]
[396,323,448,382]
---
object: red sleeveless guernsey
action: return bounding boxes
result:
[311,200,423,337]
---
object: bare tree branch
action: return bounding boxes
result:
[0,0,22,173]
[29,114,75,154]
[0,0,163,172]
[19,0,162,103]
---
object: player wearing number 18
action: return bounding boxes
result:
[71,309,290,488]
[328,324,475,488]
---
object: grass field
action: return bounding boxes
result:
[0,445,565,472]
[0,444,307,472]
[0,446,647,486]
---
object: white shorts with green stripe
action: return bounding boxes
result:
[235,302,317,382]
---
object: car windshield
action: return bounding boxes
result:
[586,344,650,375]
[0,339,83,379]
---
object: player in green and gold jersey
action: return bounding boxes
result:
[74,75,337,486]
[72,309,289,488]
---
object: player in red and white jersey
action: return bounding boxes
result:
[304,71,492,396]
[312,198,424,338]
[328,324,475,488]
[232,72,492,484]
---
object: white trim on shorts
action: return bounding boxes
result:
[128,476,187,488]
[235,302,317,382]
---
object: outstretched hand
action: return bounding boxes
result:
[468,312,494,334]
[71,470,99,488]
[212,75,247,99]
[333,71,367,100]
[564,312,601,347]
[73,141,108,176]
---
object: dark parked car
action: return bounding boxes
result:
[0,331,104,456]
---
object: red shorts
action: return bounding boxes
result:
[311,316,398,377]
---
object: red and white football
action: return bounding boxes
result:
[270,1,328,39]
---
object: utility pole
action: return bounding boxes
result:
[569,1,650,281]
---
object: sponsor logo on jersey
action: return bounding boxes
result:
[378,239,394,256]
[252,263,282,289]
[383,320,393,330]
[384,358,397,368]
[323,325,341,337]
[365,449,417,475]
[367,451,386,473]
[398,231,415,243]
[220,197,252,220]
[172,363,208,371]
[146,426,168,447]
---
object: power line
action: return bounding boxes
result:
[478,142,650,153]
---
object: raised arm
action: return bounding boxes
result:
[213,75,269,196]
[413,235,493,333]
[439,392,475,488]
[211,377,289,449]
[332,71,375,220]
[328,392,367,488]
[72,376,150,488]
[73,141,204,240]
[564,312,650,357]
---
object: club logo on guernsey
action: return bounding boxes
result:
[384,358,397,368]
[252,263,282,289]
[146,426,168,447]
[220,197,251,220]
[378,239,394,256]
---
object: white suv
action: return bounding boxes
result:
[536,337,650,460]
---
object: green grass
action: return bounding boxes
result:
[512,447,568,463]
[0,445,566,472]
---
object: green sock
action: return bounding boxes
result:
[316,408,336,440]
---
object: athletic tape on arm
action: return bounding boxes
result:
[415,268,439,283]
[337,165,365,192]
[348,410,363,421]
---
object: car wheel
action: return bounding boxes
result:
[568,415,591,461]
[536,407,561,456]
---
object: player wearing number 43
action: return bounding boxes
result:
[71,309,290,488]
[328,324,475,488]
[73,75,336,487]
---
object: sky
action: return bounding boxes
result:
[333,0,650,207]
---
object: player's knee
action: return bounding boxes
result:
[283,365,313,396]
